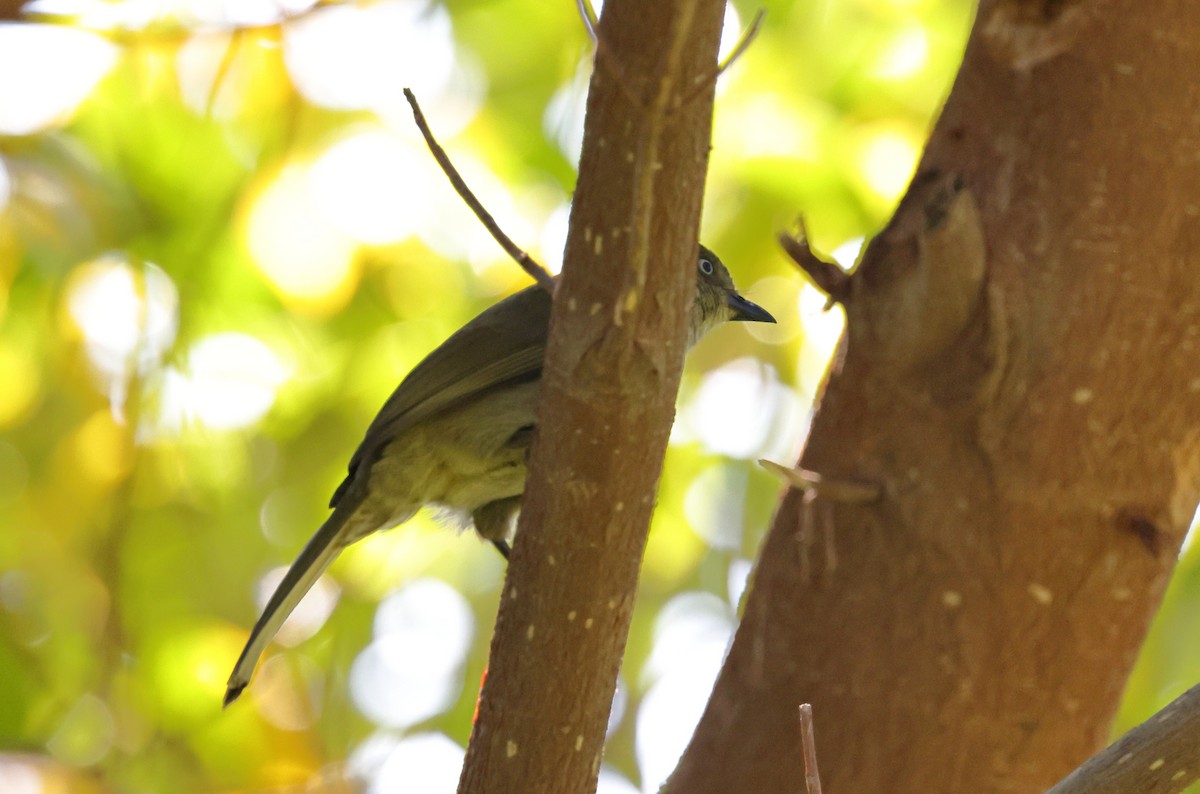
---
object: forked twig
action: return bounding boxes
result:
[799,704,824,794]
[402,88,555,293]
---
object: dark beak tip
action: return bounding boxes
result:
[730,295,776,324]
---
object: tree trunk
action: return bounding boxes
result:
[457,1,726,792]
[668,1,1200,791]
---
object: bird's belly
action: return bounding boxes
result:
[432,450,527,513]
[369,422,533,518]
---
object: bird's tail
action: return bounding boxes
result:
[224,493,366,707]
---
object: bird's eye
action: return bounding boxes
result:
[699,258,714,276]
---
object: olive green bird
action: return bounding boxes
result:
[224,246,774,706]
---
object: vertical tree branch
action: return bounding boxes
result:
[668,0,1200,791]
[456,1,726,792]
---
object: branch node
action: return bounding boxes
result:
[760,459,882,504]
[778,225,850,308]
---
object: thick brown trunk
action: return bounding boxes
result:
[457,2,726,792]
[669,1,1200,791]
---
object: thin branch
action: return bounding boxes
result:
[674,8,765,110]
[799,704,824,794]
[759,459,881,504]
[581,4,764,116]
[575,0,598,42]
[778,225,851,307]
[719,9,765,76]
[1045,681,1200,794]
[402,88,555,293]
[205,28,244,119]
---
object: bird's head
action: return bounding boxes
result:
[690,245,775,346]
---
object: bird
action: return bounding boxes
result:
[224,245,775,706]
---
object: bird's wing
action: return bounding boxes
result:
[332,283,553,505]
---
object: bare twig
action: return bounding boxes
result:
[759,459,881,504]
[799,704,824,794]
[402,88,555,292]
[1045,681,1200,794]
[205,29,245,119]
[581,5,764,116]
[719,9,765,76]
[575,0,598,42]
[778,225,852,307]
[674,8,765,110]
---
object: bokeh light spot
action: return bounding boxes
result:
[681,358,804,460]
[283,1,456,113]
[598,767,640,794]
[187,0,318,27]
[72,410,132,486]
[179,333,292,431]
[309,130,433,244]
[0,756,42,794]
[872,24,930,80]
[151,625,244,726]
[637,592,734,793]
[45,694,114,767]
[252,654,320,731]
[350,578,474,729]
[0,155,11,212]
[64,256,179,401]
[857,125,921,202]
[246,165,360,313]
[0,343,40,427]
[796,283,848,393]
[0,23,118,135]
[684,463,747,550]
[367,732,464,794]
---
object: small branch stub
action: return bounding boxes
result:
[778,223,850,307]
[799,704,824,794]
[760,459,882,504]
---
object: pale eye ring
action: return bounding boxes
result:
[699,258,714,275]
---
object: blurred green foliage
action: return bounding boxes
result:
[0,0,1195,791]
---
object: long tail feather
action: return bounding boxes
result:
[224,492,366,707]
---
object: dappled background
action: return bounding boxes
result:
[0,0,1196,791]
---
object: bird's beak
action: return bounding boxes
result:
[728,293,776,324]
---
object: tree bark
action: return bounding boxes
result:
[668,1,1200,792]
[1045,681,1200,794]
[456,1,725,792]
